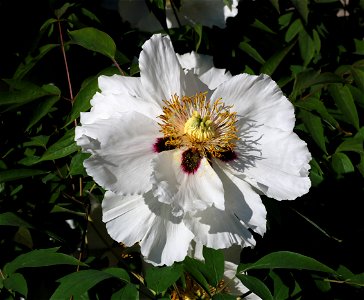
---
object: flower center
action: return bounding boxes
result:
[157,92,238,160]
[184,111,215,141]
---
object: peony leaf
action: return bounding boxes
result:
[0,169,48,183]
[145,263,183,294]
[3,273,28,298]
[0,212,33,228]
[236,274,274,300]
[111,283,139,299]
[239,41,265,64]
[183,257,211,296]
[301,110,328,154]
[331,152,355,174]
[285,18,302,43]
[202,246,225,287]
[50,270,115,300]
[299,29,315,67]
[238,251,336,274]
[3,248,86,275]
[336,137,364,154]
[69,27,116,59]
[329,84,360,130]
[291,0,309,23]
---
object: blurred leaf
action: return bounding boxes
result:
[54,2,75,19]
[3,273,28,298]
[331,152,355,174]
[145,263,183,294]
[350,67,364,92]
[0,212,33,228]
[3,248,86,275]
[285,18,302,43]
[329,84,360,130]
[194,24,203,51]
[309,158,324,187]
[212,294,236,300]
[13,44,58,80]
[269,271,290,300]
[236,274,274,300]
[336,138,364,154]
[269,0,280,13]
[301,110,328,154]
[23,135,50,148]
[202,247,224,287]
[260,41,295,76]
[239,41,265,64]
[111,283,138,299]
[299,30,315,67]
[69,27,116,59]
[26,94,60,131]
[50,270,116,300]
[238,251,336,274]
[251,19,276,34]
[0,80,59,107]
[291,0,309,23]
[0,169,48,183]
[354,38,364,55]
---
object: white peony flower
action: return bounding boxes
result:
[75,33,311,266]
[118,0,239,31]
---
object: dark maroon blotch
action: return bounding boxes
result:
[219,150,238,162]
[181,148,202,174]
[153,137,176,153]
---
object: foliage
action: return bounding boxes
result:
[1,0,364,299]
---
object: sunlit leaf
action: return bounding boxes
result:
[3,248,86,275]
[238,251,336,274]
[202,247,224,287]
[69,27,116,59]
[236,274,274,300]
[145,263,183,294]
[285,18,302,43]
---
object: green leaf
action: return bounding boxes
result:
[69,27,116,59]
[0,169,48,183]
[0,212,33,228]
[54,2,75,19]
[202,247,225,287]
[291,0,309,23]
[238,251,336,274]
[329,84,360,130]
[3,248,86,275]
[69,152,90,176]
[285,18,302,43]
[3,273,28,297]
[26,94,60,131]
[212,293,236,300]
[145,263,183,294]
[236,274,274,300]
[50,270,115,300]
[183,257,211,296]
[260,41,296,76]
[251,19,276,34]
[269,0,280,13]
[239,41,265,64]
[0,80,59,107]
[336,138,364,154]
[111,283,138,300]
[103,267,130,283]
[354,38,364,55]
[301,110,328,154]
[331,152,355,174]
[23,135,50,148]
[351,66,364,92]
[194,24,203,52]
[299,30,315,66]
[13,44,58,80]
[309,158,324,187]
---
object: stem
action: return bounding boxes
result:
[112,58,125,76]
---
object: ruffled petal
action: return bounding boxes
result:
[151,149,225,216]
[102,190,195,266]
[139,34,187,102]
[186,206,256,250]
[227,122,311,200]
[214,160,267,236]
[177,52,232,90]
[211,73,295,131]
[77,111,160,194]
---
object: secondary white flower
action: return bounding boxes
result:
[118,0,239,31]
[75,33,311,266]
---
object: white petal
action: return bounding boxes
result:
[227,123,312,200]
[177,52,232,90]
[212,73,295,131]
[151,149,225,215]
[214,160,267,236]
[102,190,194,266]
[139,34,186,101]
[186,206,256,250]
[77,111,159,194]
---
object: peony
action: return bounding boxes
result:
[75,33,311,266]
[118,0,239,31]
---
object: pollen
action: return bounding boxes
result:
[158,92,238,159]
